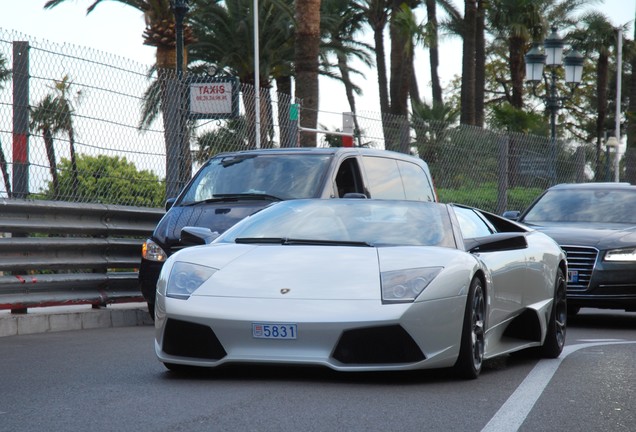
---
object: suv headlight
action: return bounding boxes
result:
[604,247,636,262]
[142,239,167,262]
[381,267,442,304]
[167,261,217,300]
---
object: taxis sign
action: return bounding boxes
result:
[188,77,239,119]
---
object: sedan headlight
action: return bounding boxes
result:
[381,267,442,304]
[604,247,636,262]
[167,261,217,300]
[142,239,167,262]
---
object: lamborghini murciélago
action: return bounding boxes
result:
[155,199,567,379]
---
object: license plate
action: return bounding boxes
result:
[568,270,578,283]
[252,323,297,340]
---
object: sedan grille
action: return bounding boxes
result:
[562,246,598,291]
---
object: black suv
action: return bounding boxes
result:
[140,147,437,317]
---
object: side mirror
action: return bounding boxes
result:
[180,226,220,245]
[165,198,177,212]
[343,192,368,199]
[502,210,521,221]
[465,233,528,253]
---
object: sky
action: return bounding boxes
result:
[0,0,634,127]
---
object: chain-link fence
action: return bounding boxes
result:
[1,28,603,213]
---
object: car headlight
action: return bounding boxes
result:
[604,247,636,262]
[167,261,217,300]
[142,239,167,262]
[381,267,442,304]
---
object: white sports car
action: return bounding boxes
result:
[154,199,567,379]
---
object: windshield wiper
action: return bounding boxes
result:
[214,193,282,201]
[283,239,373,247]
[235,237,286,244]
[234,237,372,247]
[183,193,282,207]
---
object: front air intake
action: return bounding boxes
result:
[162,319,227,360]
[332,325,425,364]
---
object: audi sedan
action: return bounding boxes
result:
[155,199,567,379]
[504,182,636,314]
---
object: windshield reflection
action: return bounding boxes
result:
[217,200,456,248]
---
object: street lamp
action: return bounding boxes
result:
[525,26,584,183]
[171,0,190,79]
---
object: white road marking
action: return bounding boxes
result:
[480,341,636,432]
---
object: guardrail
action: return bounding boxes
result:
[0,199,164,313]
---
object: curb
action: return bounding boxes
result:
[0,303,153,337]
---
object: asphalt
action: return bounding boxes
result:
[0,302,153,338]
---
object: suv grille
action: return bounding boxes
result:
[562,246,598,291]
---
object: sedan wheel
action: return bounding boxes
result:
[454,277,485,379]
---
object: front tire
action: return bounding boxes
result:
[454,277,485,379]
[539,268,567,358]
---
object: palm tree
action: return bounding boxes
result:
[0,54,12,196]
[358,0,391,114]
[188,0,295,148]
[570,12,625,180]
[44,0,197,196]
[51,75,82,199]
[320,0,374,146]
[30,95,64,199]
[295,0,322,147]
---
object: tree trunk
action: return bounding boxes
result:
[0,138,11,197]
[295,0,321,147]
[626,20,636,183]
[595,54,609,180]
[460,0,477,125]
[68,128,79,200]
[508,35,526,109]
[389,0,411,118]
[425,0,442,105]
[474,0,486,126]
[43,128,59,199]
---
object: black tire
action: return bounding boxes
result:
[454,277,485,380]
[539,268,567,358]
[567,305,580,317]
[147,302,155,321]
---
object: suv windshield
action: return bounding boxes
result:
[179,154,332,204]
[523,188,636,224]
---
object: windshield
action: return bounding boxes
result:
[523,188,636,224]
[217,199,456,248]
[179,154,332,204]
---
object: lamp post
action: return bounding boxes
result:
[172,0,190,80]
[525,27,584,183]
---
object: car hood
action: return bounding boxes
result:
[152,200,273,248]
[191,244,382,300]
[523,222,636,249]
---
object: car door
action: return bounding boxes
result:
[453,206,529,326]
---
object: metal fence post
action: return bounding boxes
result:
[12,41,29,199]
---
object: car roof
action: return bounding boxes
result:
[210,147,425,163]
[548,182,635,191]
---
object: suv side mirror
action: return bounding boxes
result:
[180,226,220,245]
[165,198,177,212]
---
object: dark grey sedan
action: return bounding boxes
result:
[504,183,636,314]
